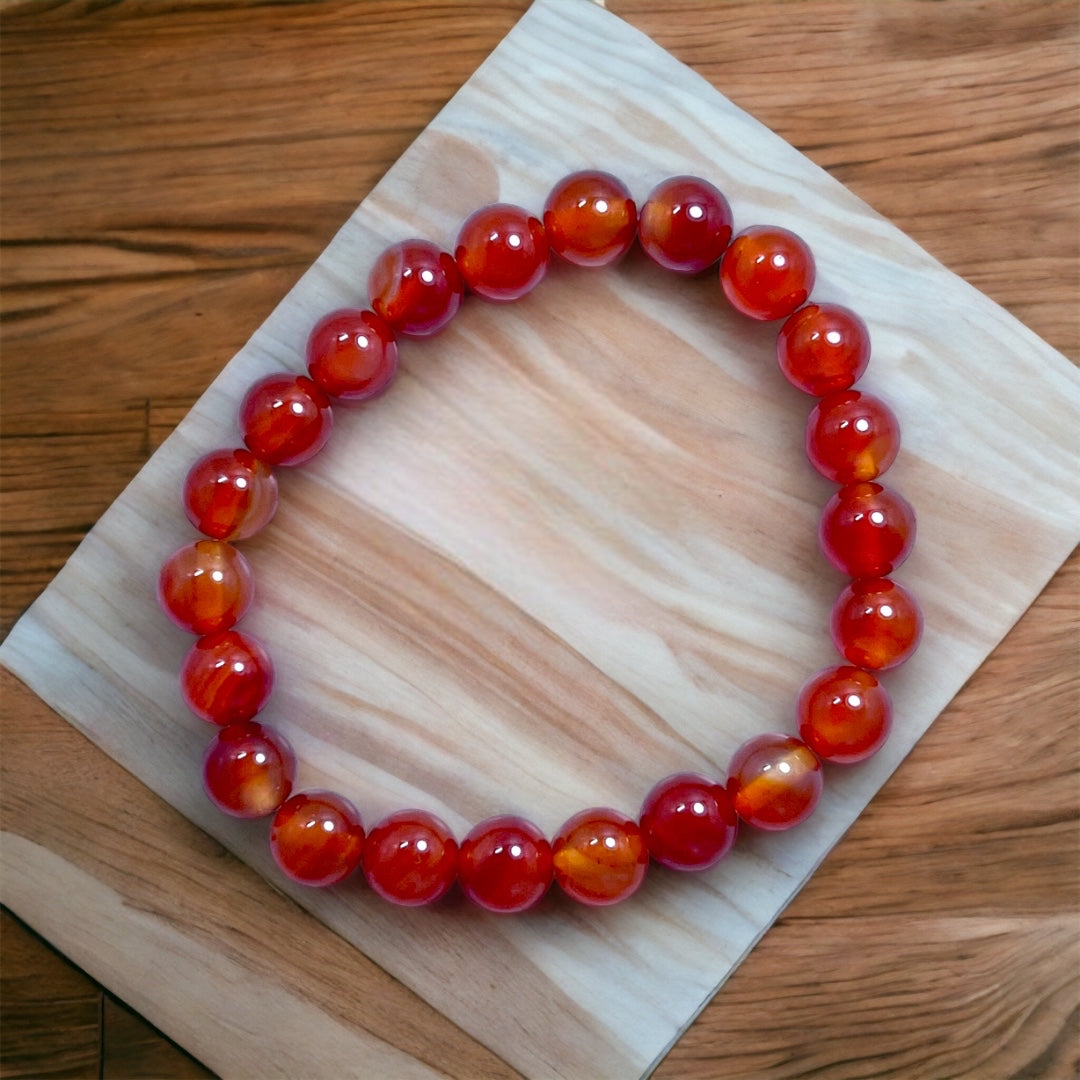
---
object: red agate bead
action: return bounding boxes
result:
[721,226,815,321]
[797,665,892,764]
[727,734,822,831]
[459,815,553,913]
[455,203,548,302]
[638,175,732,273]
[183,448,278,541]
[239,373,333,467]
[362,810,458,906]
[639,773,737,871]
[552,808,648,906]
[158,539,254,635]
[819,481,916,577]
[830,577,923,670]
[806,390,900,483]
[202,721,295,819]
[777,304,870,395]
[306,308,398,401]
[543,171,637,267]
[180,629,274,725]
[270,791,365,888]
[368,240,463,338]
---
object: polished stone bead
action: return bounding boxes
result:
[270,791,366,888]
[180,629,274,725]
[543,171,637,267]
[183,448,278,541]
[639,772,737,871]
[552,808,648,906]
[819,481,917,577]
[721,226,815,321]
[727,734,822,831]
[806,390,900,482]
[368,240,464,337]
[830,576,923,670]
[239,373,333,467]
[362,810,458,906]
[202,721,295,819]
[459,815,553,913]
[455,203,548,302]
[777,303,870,395]
[157,539,254,635]
[637,175,732,273]
[797,665,892,764]
[306,308,398,401]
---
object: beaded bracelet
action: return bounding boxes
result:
[158,171,921,913]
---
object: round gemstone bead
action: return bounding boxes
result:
[368,240,463,338]
[637,175,733,273]
[552,808,648,906]
[157,539,254,635]
[639,773,737,871]
[270,791,366,888]
[777,304,870,396]
[182,448,278,541]
[806,390,900,483]
[721,226,815,321]
[458,815,553,913]
[727,734,823,831]
[306,308,398,401]
[819,481,917,577]
[202,722,295,819]
[797,665,892,764]
[830,576,923,670]
[362,810,458,907]
[455,203,548,302]
[239,373,333,467]
[180,629,274,725]
[542,170,637,267]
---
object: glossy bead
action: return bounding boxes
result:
[368,240,463,337]
[239,373,333,467]
[727,734,822,831]
[202,722,295,819]
[157,540,254,635]
[542,171,637,267]
[455,203,548,302]
[180,629,274,725]
[819,481,917,577]
[552,808,648,906]
[721,226,815,321]
[797,665,892,764]
[362,810,458,906]
[182,448,278,541]
[458,815,553,913]
[270,791,365,888]
[830,576,923,670]
[639,773,737,871]
[306,308,398,401]
[806,390,900,483]
[777,304,870,395]
[637,175,732,273]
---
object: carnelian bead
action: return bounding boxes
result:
[180,629,274,725]
[552,808,648,906]
[830,577,923,670]
[806,390,900,483]
[639,773,737,871]
[638,175,732,273]
[271,791,365,888]
[797,665,892,764]
[455,203,548,302]
[542,171,637,267]
[239,373,333,467]
[183,448,278,541]
[777,304,870,396]
[202,722,295,819]
[306,308,398,401]
[157,539,253,635]
[727,734,822,831]
[362,810,458,906]
[720,226,815,322]
[819,481,916,577]
[459,815,553,913]
[368,240,463,338]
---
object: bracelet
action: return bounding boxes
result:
[157,171,921,913]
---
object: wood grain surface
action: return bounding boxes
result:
[2,1,1078,1078]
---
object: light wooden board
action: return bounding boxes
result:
[2,1,1078,1077]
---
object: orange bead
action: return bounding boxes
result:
[270,791,365,888]
[819,481,916,578]
[727,734,822,831]
[180,629,274,725]
[806,390,900,482]
[158,540,254,635]
[368,241,463,338]
[830,577,923,670]
[552,808,648,906]
[777,304,869,395]
[182,448,278,541]
[797,665,892,764]
[638,175,732,273]
[306,308,398,401]
[239,373,333,467]
[639,773,737,871]
[459,815,553,913]
[720,226,815,321]
[455,203,548,302]
[543,171,637,267]
[362,810,458,906]
[202,722,295,819]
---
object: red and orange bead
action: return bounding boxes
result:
[777,303,870,395]
[638,175,732,273]
[806,389,900,483]
[830,576,923,671]
[721,226,815,321]
[459,815,553,913]
[639,773,737,871]
[819,481,916,578]
[307,308,398,401]
[368,240,463,338]
[239,373,333,467]
[362,810,458,906]
[202,721,295,819]
[158,539,254,635]
[455,203,548,302]
[797,665,892,764]
[543,170,637,267]
[552,808,648,906]
[270,791,366,888]
[727,734,823,831]
[180,629,274,725]
[183,448,278,541]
